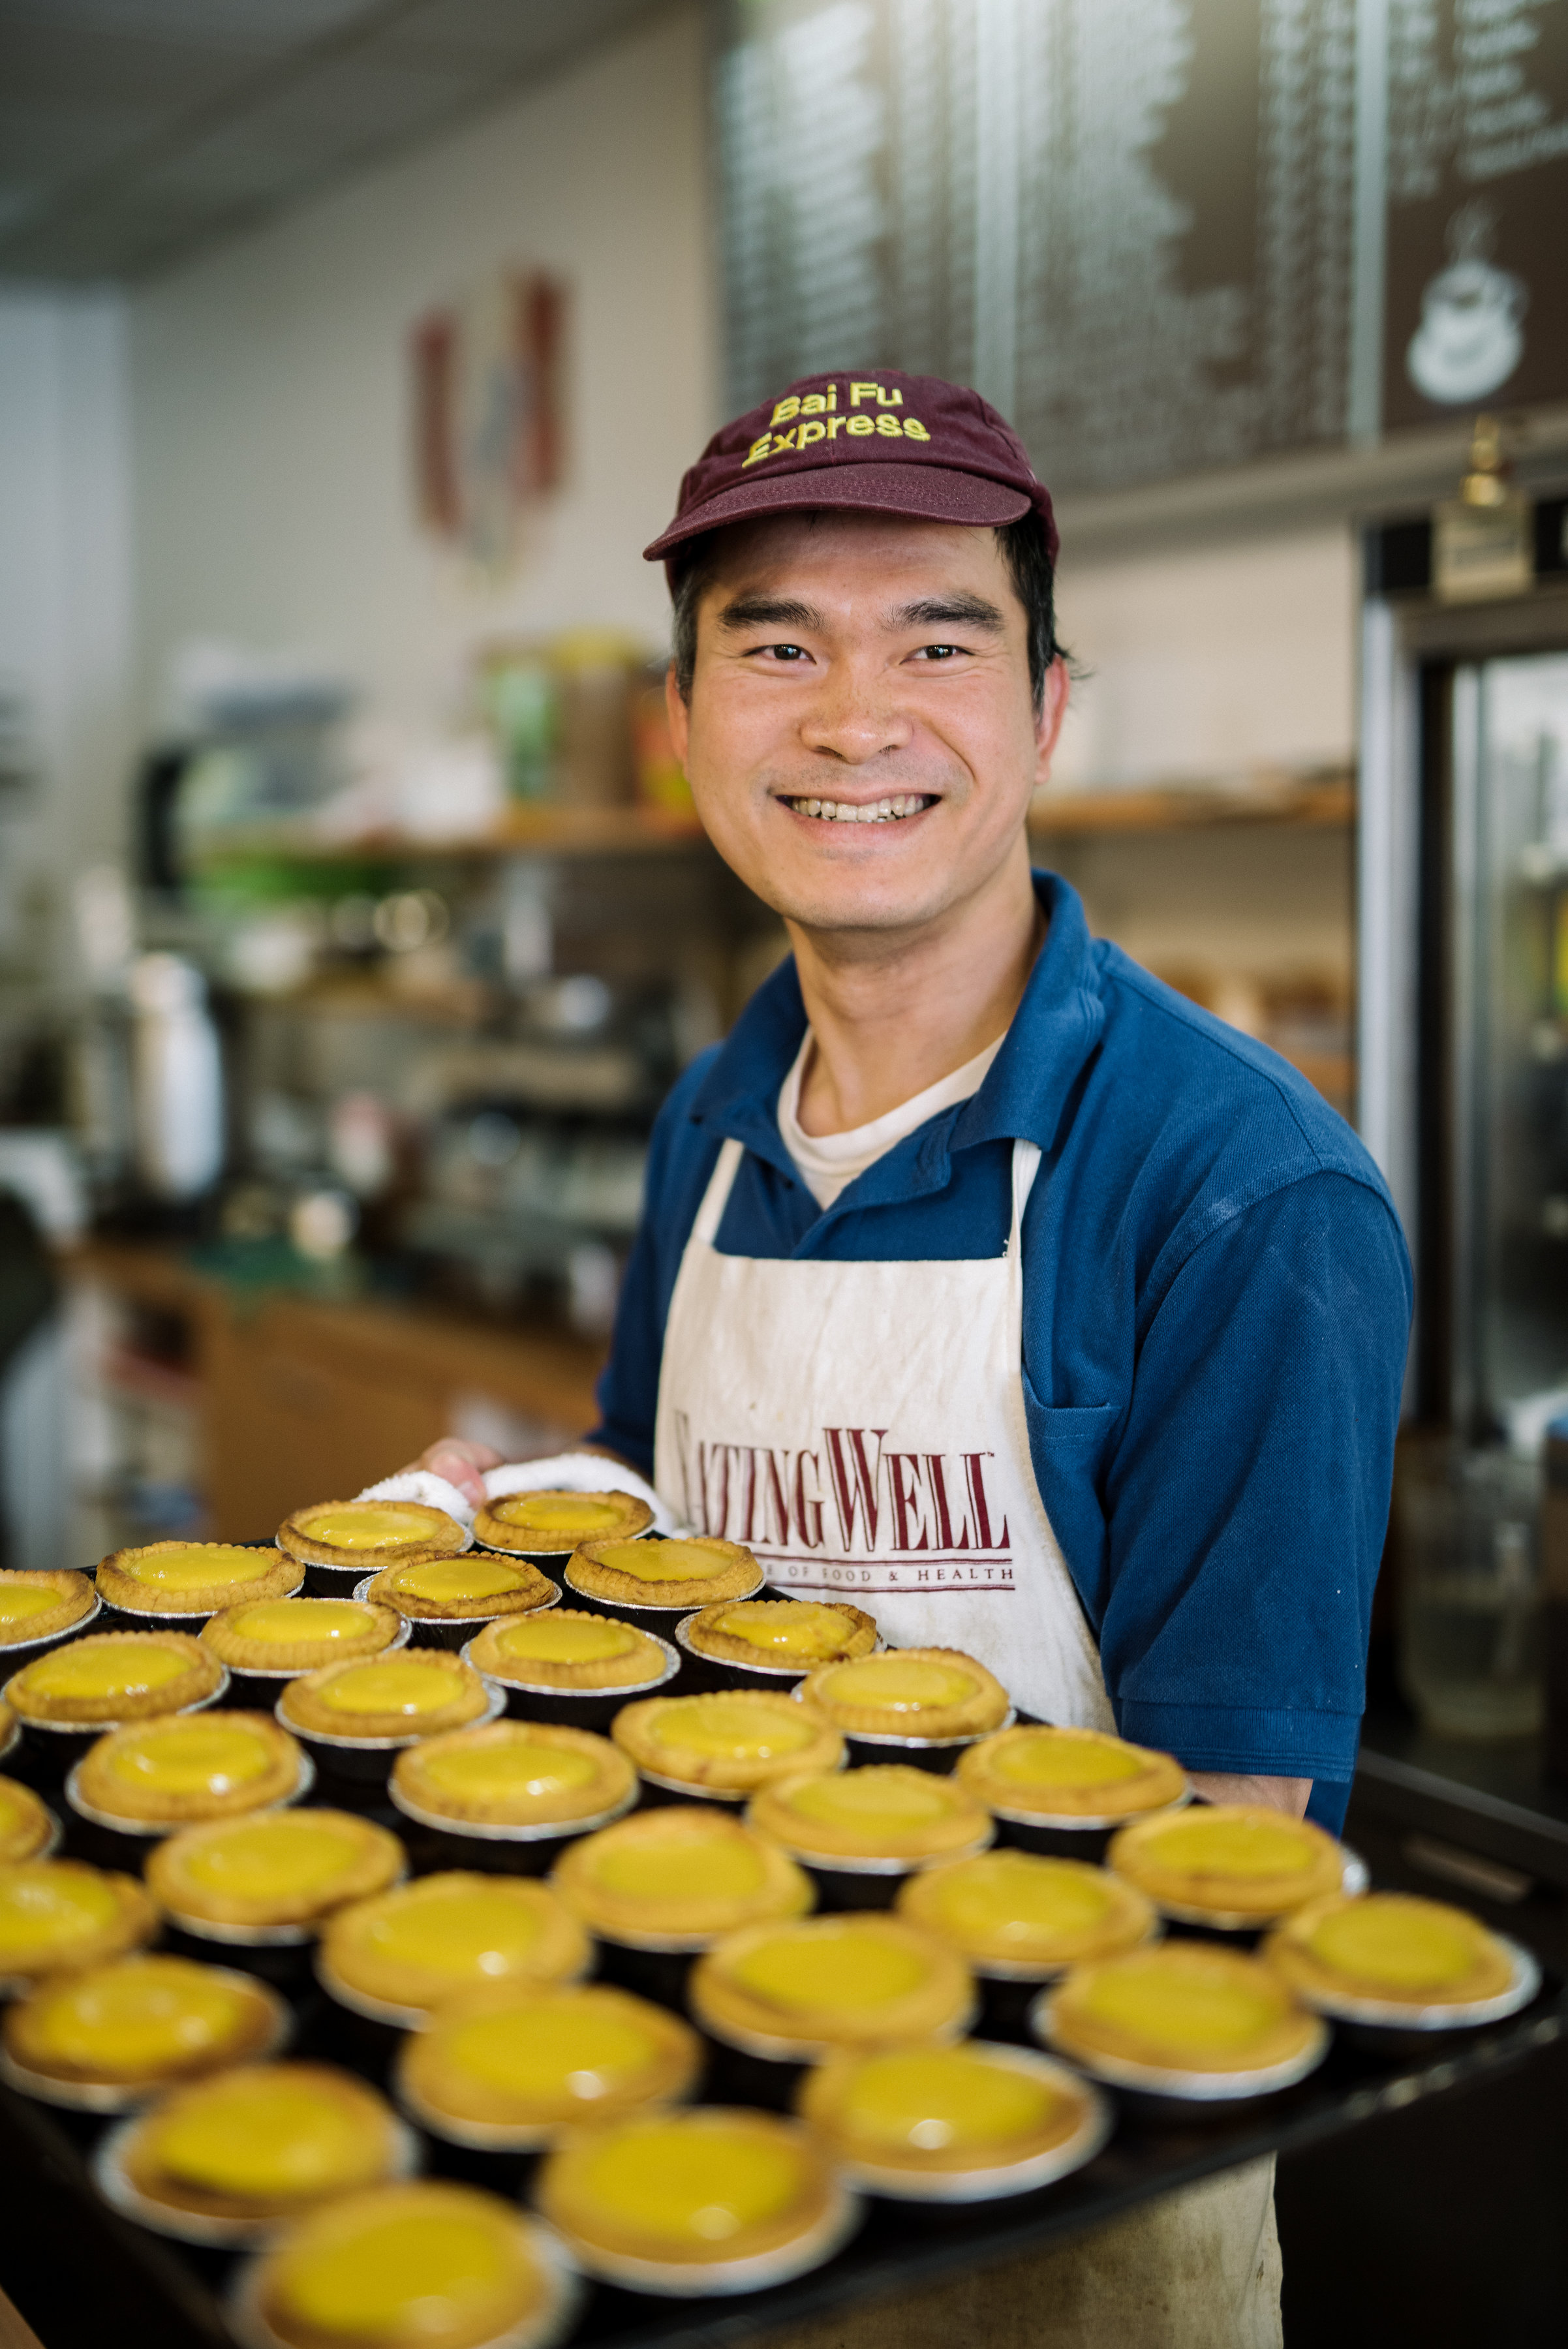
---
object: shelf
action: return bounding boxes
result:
[1029,774,1355,836]
[204,803,709,867]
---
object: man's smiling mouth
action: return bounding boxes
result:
[778,793,937,824]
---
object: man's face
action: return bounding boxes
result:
[666,511,1066,942]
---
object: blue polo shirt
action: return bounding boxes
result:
[591,874,1411,1832]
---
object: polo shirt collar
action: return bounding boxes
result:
[688,873,1105,1173]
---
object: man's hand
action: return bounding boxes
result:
[1189,1772,1312,1817]
[402,1439,504,1509]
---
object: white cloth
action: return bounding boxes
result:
[350,1469,476,1542]
[653,1132,1113,1729]
[479,1452,683,1536]
[777,1029,1006,1208]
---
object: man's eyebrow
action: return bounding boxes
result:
[891,593,1006,633]
[715,594,825,634]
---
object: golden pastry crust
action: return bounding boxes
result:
[73,1710,306,1828]
[0,1776,57,1864]
[536,2107,838,2276]
[0,1570,97,1649]
[466,1609,673,1694]
[1044,1942,1321,2079]
[279,1650,493,1745]
[4,1954,286,2095]
[799,1648,1011,1742]
[243,2183,565,2349]
[798,2041,1099,2183]
[551,1805,814,1948]
[897,1850,1157,1977]
[114,2063,406,2229]
[0,1860,157,1984]
[611,1690,844,1796]
[1263,1892,1519,2012]
[363,1553,557,1623]
[320,1872,589,2019]
[148,1807,405,1932]
[746,1766,992,1865]
[683,1599,879,1672]
[398,1982,701,2143]
[691,1913,976,2056]
[566,1534,763,1613]
[276,1499,469,1572]
[5,1629,224,1726]
[957,1725,1189,1822]
[97,1543,301,1618]
[1108,1804,1345,1926]
[201,1598,405,1675]
[391,1721,636,1832]
[473,1488,653,1555]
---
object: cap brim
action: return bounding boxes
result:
[643,460,1032,561]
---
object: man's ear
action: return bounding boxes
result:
[1032,655,1069,788]
[664,660,690,770]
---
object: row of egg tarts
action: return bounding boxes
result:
[0,1496,1546,2349]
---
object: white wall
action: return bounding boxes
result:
[128,6,715,740]
[0,292,134,981]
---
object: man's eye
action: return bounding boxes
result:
[756,642,807,662]
[913,643,963,661]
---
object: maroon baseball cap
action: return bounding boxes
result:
[643,369,1057,569]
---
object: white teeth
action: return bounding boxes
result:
[785,794,930,823]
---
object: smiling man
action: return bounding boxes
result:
[413,372,1411,2343]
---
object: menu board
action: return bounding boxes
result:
[716,0,1568,495]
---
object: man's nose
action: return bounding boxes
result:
[797,662,913,764]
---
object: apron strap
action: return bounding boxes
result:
[1008,1139,1043,1255]
[692,1137,746,1246]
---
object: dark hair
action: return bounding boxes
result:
[668,510,1062,713]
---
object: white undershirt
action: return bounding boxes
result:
[777,1030,1007,1208]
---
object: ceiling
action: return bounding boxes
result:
[0,0,675,283]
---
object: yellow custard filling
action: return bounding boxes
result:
[1304,1899,1483,1993]
[709,1603,859,1659]
[593,1539,731,1586]
[226,1600,373,1649]
[494,1495,629,1535]
[824,1657,979,1713]
[150,2072,382,2198]
[1080,1963,1286,2056]
[176,1815,381,1901]
[319,1659,465,1719]
[26,1642,191,1704]
[995,1736,1146,1789]
[450,2002,663,2098]
[28,1960,255,2070]
[299,1505,445,1551]
[495,1614,639,1665]
[363,1890,553,1982]
[99,1717,282,1796]
[1137,1814,1320,1882]
[117,1546,272,1594]
[785,1772,959,1830]
[648,1696,818,1762]
[388,1559,523,1606]
[0,1779,52,1861]
[417,1741,601,1805]
[571,2119,807,2244]
[0,1587,59,1629]
[0,1864,121,1964]
[837,2046,1056,2152]
[735,1927,930,2012]
[592,1832,770,1905]
[267,2190,531,2342]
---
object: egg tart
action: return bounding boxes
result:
[279,1650,497,1749]
[5,1627,224,1728]
[277,1499,471,1574]
[566,1533,763,1614]
[97,1542,301,1620]
[0,1858,156,1988]
[0,1775,58,1864]
[465,1609,675,1711]
[611,1689,843,1800]
[70,1710,307,1834]
[232,2182,578,2349]
[679,1599,878,1681]
[799,1648,1011,1751]
[99,2062,416,2243]
[2,1953,287,2108]
[390,1721,636,1843]
[1263,1892,1535,2028]
[959,1725,1189,1828]
[552,1806,813,1950]
[473,1488,653,1556]
[362,1554,557,1631]
[536,2106,855,2295]
[748,1766,993,1877]
[692,1913,976,2059]
[202,1597,408,1680]
[148,1808,405,1942]
[0,1569,97,1651]
[399,1982,701,2149]
[897,1850,1157,1979]
[1109,1803,1347,1928]
[319,1872,589,2025]
[1039,1942,1327,2100]
[799,2040,1110,2202]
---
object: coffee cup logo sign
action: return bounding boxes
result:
[1407,202,1528,407]
[669,1413,1015,1595]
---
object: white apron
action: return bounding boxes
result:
[653,1133,1114,1731]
